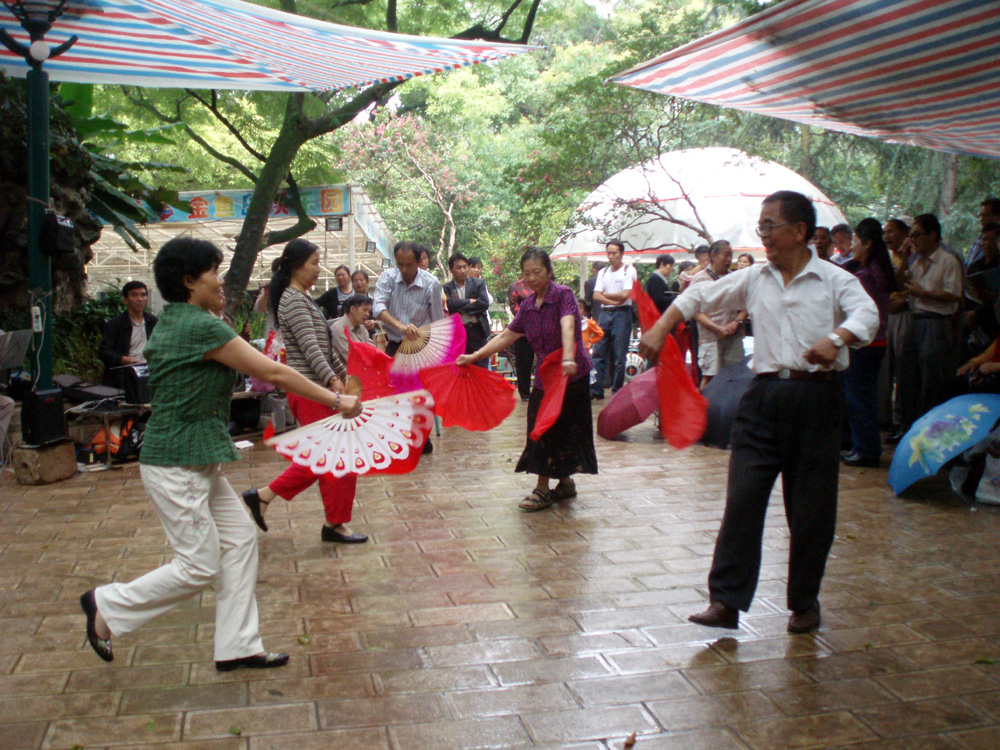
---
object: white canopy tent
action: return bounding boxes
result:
[551,148,847,286]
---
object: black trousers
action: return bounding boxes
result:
[708,377,842,613]
[512,336,534,399]
[464,324,489,368]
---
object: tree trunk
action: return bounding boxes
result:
[938,152,959,221]
[223,95,308,312]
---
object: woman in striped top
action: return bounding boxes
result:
[241,240,368,544]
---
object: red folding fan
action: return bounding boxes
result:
[346,334,397,400]
[530,349,568,441]
[418,363,516,431]
[630,284,707,449]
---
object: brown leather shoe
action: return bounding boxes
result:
[788,604,821,633]
[688,602,739,629]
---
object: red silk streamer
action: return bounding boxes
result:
[418,363,516,431]
[631,283,707,448]
[530,349,568,441]
[346,334,397,400]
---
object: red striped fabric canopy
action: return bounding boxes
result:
[610,0,1000,160]
[0,0,533,92]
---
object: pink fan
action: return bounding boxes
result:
[390,314,466,392]
[265,391,436,477]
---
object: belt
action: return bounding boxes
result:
[758,369,837,382]
[604,305,632,312]
[911,311,947,320]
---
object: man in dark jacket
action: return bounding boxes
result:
[444,253,490,367]
[645,254,678,313]
[99,281,157,386]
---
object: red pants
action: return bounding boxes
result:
[268,393,357,525]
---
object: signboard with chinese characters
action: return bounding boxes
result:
[155,186,351,223]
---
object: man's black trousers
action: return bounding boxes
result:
[708,376,843,614]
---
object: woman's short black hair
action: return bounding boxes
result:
[520,246,553,274]
[351,269,369,282]
[153,237,224,303]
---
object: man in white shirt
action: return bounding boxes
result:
[589,240,638,399]
[897,213,963,433]
[639,190,878,634]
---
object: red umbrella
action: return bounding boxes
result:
[530,349,568,441]
[419,363,516,431]
[597,367,659,439]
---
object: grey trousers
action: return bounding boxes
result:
[707,377,842,613]
[897,316,952,432]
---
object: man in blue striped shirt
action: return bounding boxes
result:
[372,241,446,356]
[373,240,446,454]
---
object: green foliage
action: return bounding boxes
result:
[52,281,125,382]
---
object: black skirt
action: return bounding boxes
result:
[516,376,598,479]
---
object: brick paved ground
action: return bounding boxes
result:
[3,402,1000,749]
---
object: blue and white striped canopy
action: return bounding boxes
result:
[611,0,1000,160]
[0,0,533,92]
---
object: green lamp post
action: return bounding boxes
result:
[0,0,77,391]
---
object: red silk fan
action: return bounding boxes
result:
[418,363,516,431]
[630,284,707,449]
[631,281,661,331]
[658,334,707,449]
[346,333,397,400]
[390,315,466,393]
[265,391,435,477]
[530,349,568,441]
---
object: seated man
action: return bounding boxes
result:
[328,295,373,363]
[99,281,157,387]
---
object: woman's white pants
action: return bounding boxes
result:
[95,464,264,661]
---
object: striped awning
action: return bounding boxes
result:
[610,0,1000,160]
[0,0,533,92]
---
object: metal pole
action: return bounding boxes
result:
[346,185,356,271]
[26,61,53,390]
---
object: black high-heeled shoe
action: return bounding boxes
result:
[241,488,269,532]
[80,589,113,662]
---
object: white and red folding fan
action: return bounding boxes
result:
[265,391,436,477]
[390,314,466,393]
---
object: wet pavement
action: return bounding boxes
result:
[2,400,1000,749]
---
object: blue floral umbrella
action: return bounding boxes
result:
[888,394,1000,495]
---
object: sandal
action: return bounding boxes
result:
[80,589,113,662]
[519,488,556,512]
[242,488,270,532]
[551,480,576,501]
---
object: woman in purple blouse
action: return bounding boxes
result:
[457,247,598,511]
[843,218,895,467]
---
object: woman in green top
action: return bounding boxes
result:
[80,237,361,672]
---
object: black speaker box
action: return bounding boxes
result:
[22,388,67,446]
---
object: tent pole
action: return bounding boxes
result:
[579,257,586,296]
[347,186,356,271]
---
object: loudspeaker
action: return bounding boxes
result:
[22,388,67,446]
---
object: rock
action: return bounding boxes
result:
[13,440,77,485]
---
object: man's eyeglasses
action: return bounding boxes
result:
[909,231,926,240]
[755,222,795,238]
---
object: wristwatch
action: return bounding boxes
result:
[826,332,846,349]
